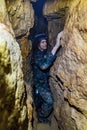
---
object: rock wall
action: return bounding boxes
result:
[44,0,87,130]
[6,0,34,37]
[5,2,34,128]
[0,24,28,130]
[0,0,33,130]
[6,0,34,80]
[44,0,69,47]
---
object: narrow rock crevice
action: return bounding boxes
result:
[0,0,87,130]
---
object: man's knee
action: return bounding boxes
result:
[46,94,54,105]
[39,88,54,105]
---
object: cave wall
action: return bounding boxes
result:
[6,0,34,81]
[44,0,69,47]
[0,0,33,130]
[6,0,34,37]
[45,9,66,47]
[44,0,87,130]
[0,23,28,130]
[0,2,27,129]
[5,1,34,127]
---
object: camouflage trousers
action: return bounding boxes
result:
[34,86,54,121]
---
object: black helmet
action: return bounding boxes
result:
[34,33,47,43]
[32,33,47,50]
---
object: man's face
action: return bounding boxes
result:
[39,39,47,51]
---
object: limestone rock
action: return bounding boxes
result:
[0,0,9,23]
[43,0,68,47]
[43,0,71,16]
[6,0,34,81]
[0,23,27,130]
[6,0,34,37]
[44,0,87,130]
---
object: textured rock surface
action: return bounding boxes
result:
[0,0,9,23]
[44,0,68,47]
[6,0,34,37]
[6,0,34,80]
[0,23,28,130]
[0,0,33,130]
[44,0,71,16]
[45,10,66,47]
[44,0,87,130]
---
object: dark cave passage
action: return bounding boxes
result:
[29,0,48,43]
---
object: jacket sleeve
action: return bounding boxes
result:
[34,51,56,70]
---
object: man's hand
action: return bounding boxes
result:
[51,30,64,55]
[56,31,64,47]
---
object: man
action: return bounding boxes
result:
[32,31,63,124]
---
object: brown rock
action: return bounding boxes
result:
[45,0,87,130]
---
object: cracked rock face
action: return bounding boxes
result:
[6,0,34,37]
[44,0,87,130]
[0,1,33,130]
[0,23,27,130]
[6,0,34,81]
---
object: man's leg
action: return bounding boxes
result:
[34,88,43,109]
[37,87,54,122]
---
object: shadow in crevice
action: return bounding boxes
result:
[29,0,48,42]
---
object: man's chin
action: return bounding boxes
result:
[43,47,47,50]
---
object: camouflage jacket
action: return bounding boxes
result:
[32,49,56,88]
